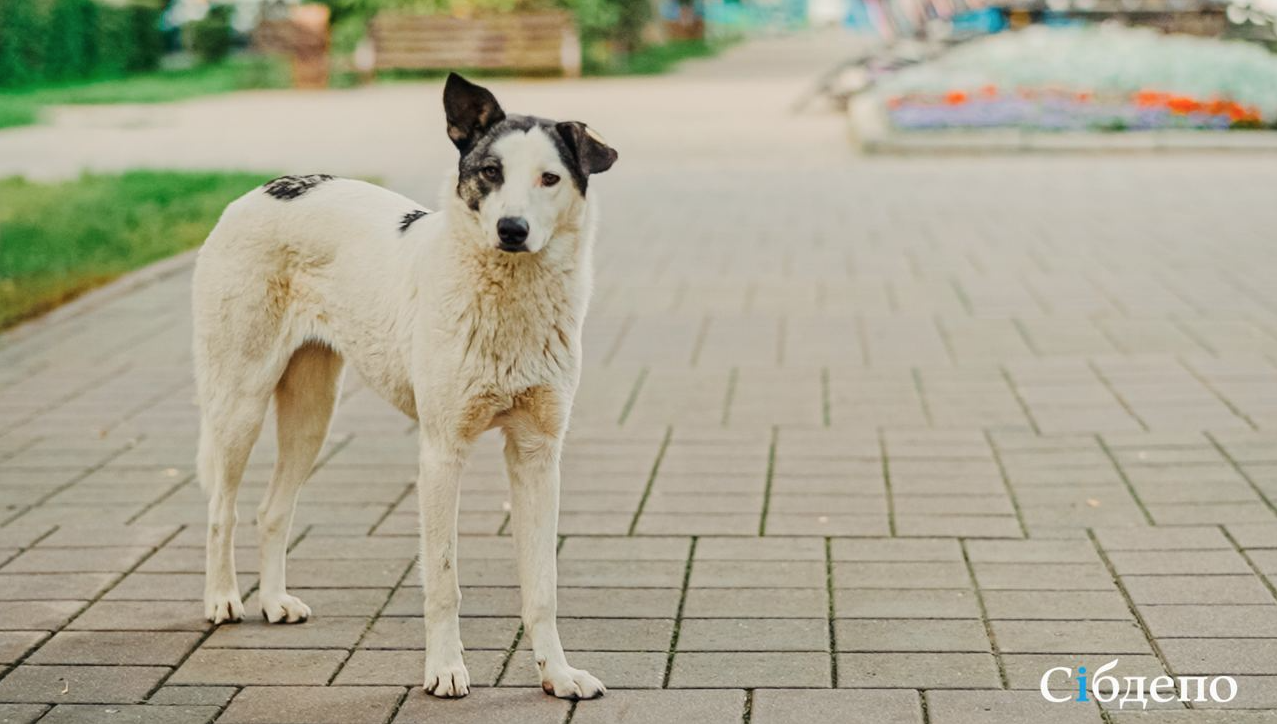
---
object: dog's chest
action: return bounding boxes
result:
[453,282,579,389]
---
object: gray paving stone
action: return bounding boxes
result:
[1122,575,1274,605]
[1107,550,1253,575]
[751,689,922,724]
[392,688,568,724]
[558,588,683,619]
[0,574,117,601]
[570,689,744,724]
[0,602,83,631]
[689,561,825,588]
[518,618,672,652]
[677,618,827,652]
[1108,713,1277,723]
[1002,654,1167,690]
[925,690,1103,724]
[992,620,1150,654]
[983,590,1131,620]
[500,651,665,688]
[218,686,404,724]
[0,665,168,704]
[0,632,46,665]
[65,601,209,632]
[682,588,827,618]
[558,537,691,561]
[170,649,347,685]
[146,686,237,707]
[37,705,219,724]
[833,562,971,589]
[361,616,518,651]
[830,538,962,562]
[2,547,152,573]
[836,653,1001,688]
[834,589,980,619]
[1159,638,1277,675]
[972,563,1116,591]
[0,704,48,724]
[27,631,200,666]
[834,619,989,652]
[333,649,506,687]
[668,651,830,687]
[1141,604,1277,638]
[36,526,179,549]
[696,537,824,561]
[203,617,370,649]
[965,539,1099,564]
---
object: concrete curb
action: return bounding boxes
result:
[848,94,1277,154]
[1,249,198,348]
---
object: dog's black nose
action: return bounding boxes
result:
[497,217,529,251]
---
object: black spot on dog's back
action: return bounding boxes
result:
[399,209,430,234]
[263,174,335,200]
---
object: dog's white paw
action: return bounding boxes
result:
[260,593,311,624]
[205,592,244,624]
[424,657,471,698]
[541,665,606,700]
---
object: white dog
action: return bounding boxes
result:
[191,73,617,700]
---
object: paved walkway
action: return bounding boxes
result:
[4,31,1277,724]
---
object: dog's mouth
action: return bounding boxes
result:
[497,242,529,253]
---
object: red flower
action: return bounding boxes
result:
[1166,96,1200,114]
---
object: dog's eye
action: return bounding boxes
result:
[481,166,501,182]
[541,173,560,187]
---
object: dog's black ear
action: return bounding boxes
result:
[443,73,506,154]
[555,121,618,178]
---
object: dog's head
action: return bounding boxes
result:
[443,73,617,254]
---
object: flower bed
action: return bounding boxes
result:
[876,25,1277,132]
[888,87,1265,131]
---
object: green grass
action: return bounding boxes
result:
[0,58,290,130]
[0,171,272,329]
[585,38,729,76]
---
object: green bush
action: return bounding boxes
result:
[190,4,235,65]
[0,0,164,89]
[0,0,47,87]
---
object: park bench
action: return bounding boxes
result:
[368,11,582,77]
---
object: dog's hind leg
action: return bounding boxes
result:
[417,431,471,698]
[256,342,344,623]
[504,423,605,700]
[199,390,272,624]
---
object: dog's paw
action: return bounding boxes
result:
[424,658,471,698]
[541,665,606,700]
[260,593,311,624]
[205,592,244,624]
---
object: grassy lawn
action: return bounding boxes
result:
[0,58,289,130]
[0,171,272,330]
[587,39,732,76]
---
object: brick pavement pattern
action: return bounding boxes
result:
[3,31,1277,724]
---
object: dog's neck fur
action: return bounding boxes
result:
[408,175,596,395]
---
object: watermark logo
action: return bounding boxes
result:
[1040,660,1237,710]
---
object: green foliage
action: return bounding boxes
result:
[190,4,235,65]
[0,171,274,329]
[0,0,48,87]
[0,0,164,90]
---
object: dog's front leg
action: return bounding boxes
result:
[417,433,470,698]
[504,428,606,700]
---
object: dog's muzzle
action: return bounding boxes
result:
[497,216,530,252]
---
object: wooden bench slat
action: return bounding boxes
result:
[368,11,578,75]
